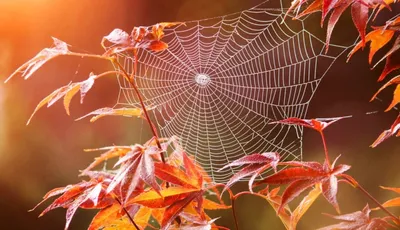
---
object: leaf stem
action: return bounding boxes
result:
[320,131,331,167]
[344,177,400,223]
[115,197,140,230]
[67,52,113,61]
[93,70,125,80]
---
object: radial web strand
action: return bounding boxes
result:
[113,1,350,182]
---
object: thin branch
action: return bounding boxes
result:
[114,197,140,230]
[112,58,166,164]
[70,50,168,164]
[231,195,240,230]
[131,49,138,81]
[344,177,400,223]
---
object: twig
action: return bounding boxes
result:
[231,195,240,230]
[112,58,166,164]
[115,197,140,230]
[344,177,400,223]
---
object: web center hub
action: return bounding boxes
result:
[194,74,211,86]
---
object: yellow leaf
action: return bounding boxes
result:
[152,22,184,40]
[259,187,291,229]
[381,186,400,208]
[88,204,124,230]
[27,85,70,125]
[134,206,152,227]
[295,0,322,19]
[347,29,395,64]
[27,73,98,124]
[202,198,231,210]
[290,185,321,230]
[102,217,134,230]
[371,75,400,112]
[127,187,200,208]
[76,107,143,122]
[63,84,80,116]
[386,84,400,112]
[82,146,132,173]
[381,186,400,194]
[376,0,397,15]
[382,197,400,208]
[151,208,165,225]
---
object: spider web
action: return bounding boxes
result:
[113,0,350,182]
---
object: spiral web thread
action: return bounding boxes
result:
[113,0,349,182]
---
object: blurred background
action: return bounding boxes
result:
[0,0,399,229]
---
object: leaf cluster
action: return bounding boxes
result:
[287,0,400,146]
[32,137,230,230]
[226,117,400,229]
[5,1,400,229]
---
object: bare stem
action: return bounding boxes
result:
[132,50,138,81]
[115,197,140,230]
[231,195,240,230]
[344,177,400,223]
[112,58,166,164]
[320,131,331,167]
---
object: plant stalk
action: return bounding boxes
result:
[115,197,140,230]
[66,50,167,164]
[112,57,171,193]
[231,195,240,230]
[112,58,166,164]
[344,177,400,223]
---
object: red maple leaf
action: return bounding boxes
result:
[270,117,346,132]
[319,204,394,229]
[255,156,351,214]
[218,152,280,193]
[271,116,348,166]
[31,175,115,229]
[105,144,163,204]
[129,152,208,230]
[348,19,400,82]
[101,22,183,56]
[288,0,392,52]
[81,137,171,204]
